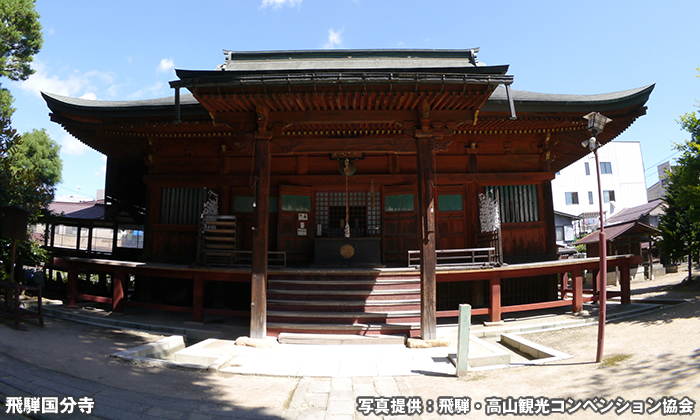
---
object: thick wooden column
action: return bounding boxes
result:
[112,267,125,313]
[620,259,631,305]
[489,273,501,322]
[560,272,569,299]
[67,261,78,308]
[250,135,271,339]
[541,180,558,257]
[416,137,437,340]
[572,267,583,313]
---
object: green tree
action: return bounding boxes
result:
[0,0,43,117]
[12,128,62,202]
[0,0,45,280]
[1,114,54,280]
[659,86,700,279]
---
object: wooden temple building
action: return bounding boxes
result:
[42,49,653,339]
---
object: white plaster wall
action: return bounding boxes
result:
[552,141,648,217]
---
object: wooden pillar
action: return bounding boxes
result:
[541,181,558,257]
[193,272,204,323]
[489,273,501,322]
[144,185,161,259]
[620,259,631,305]
[572,267,583,313]
[67,261,78,307]
[112,267,125,313]
[111,223,119,254]
[416,136,437,340]
[250,134,271,339]
[560,272,569,299]
[591,269,599,299]
[87,224,94,256]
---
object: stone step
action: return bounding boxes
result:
[267,278,420,291]
[267,322,420,337]
[267,299,420,312]
[266,273,422,337]
[266,288,420,301]
[277,332,407,345]
[267,310,420,325]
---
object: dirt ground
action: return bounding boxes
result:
[0,268,698,419]
[405,271,700,419]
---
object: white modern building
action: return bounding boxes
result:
[552,141,648,238]
[647,161,672,201]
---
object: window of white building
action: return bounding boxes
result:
[603,190,616,203]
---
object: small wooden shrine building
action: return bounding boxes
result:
[43,49,653,339]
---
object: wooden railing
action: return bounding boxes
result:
[51,254,643,327]
[408,247,498,268]
[435,255,643,322]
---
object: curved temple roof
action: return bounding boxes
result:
[42,48,653,173]
[42,84,653,121]
[483,84,655,114]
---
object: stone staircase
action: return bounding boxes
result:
[266,273,422,337]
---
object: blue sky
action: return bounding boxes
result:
[6,0,699,202]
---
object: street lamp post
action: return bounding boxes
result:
[582,111,612,363]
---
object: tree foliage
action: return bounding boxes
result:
[659,75,700,276]
[0,0,45,279]
[12,128,62,201]
[1,113,53,279]
[0,0,42,116]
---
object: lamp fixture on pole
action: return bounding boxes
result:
[582,111,612,363]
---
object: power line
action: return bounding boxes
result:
[644,150,680,173]
[55,185,95,199]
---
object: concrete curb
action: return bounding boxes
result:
[38,304,223,341]
[501,333,574,365]
[111,335,186,359]
[110,335,239,373]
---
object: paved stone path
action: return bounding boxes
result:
[1,351,424,419]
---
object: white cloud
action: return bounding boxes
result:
[128,82,166,100]
[60,132,91,156]
[323,28,343,49]
[18,59,114,99]
[261,0,301,8]
[105,84,120,97]
[157,58,175,74]
[80,92,97,100]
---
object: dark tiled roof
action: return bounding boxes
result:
[48,202,105,220]
[43,84,655,117]
[606,200,663,226]
[554,210,581,219]
[574,221,659,245]
[215,49,492,73]
[483,84,655,113]
[42,92,201,112]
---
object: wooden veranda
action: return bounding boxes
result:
[52,254,641,337]
[42,48,653,340]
